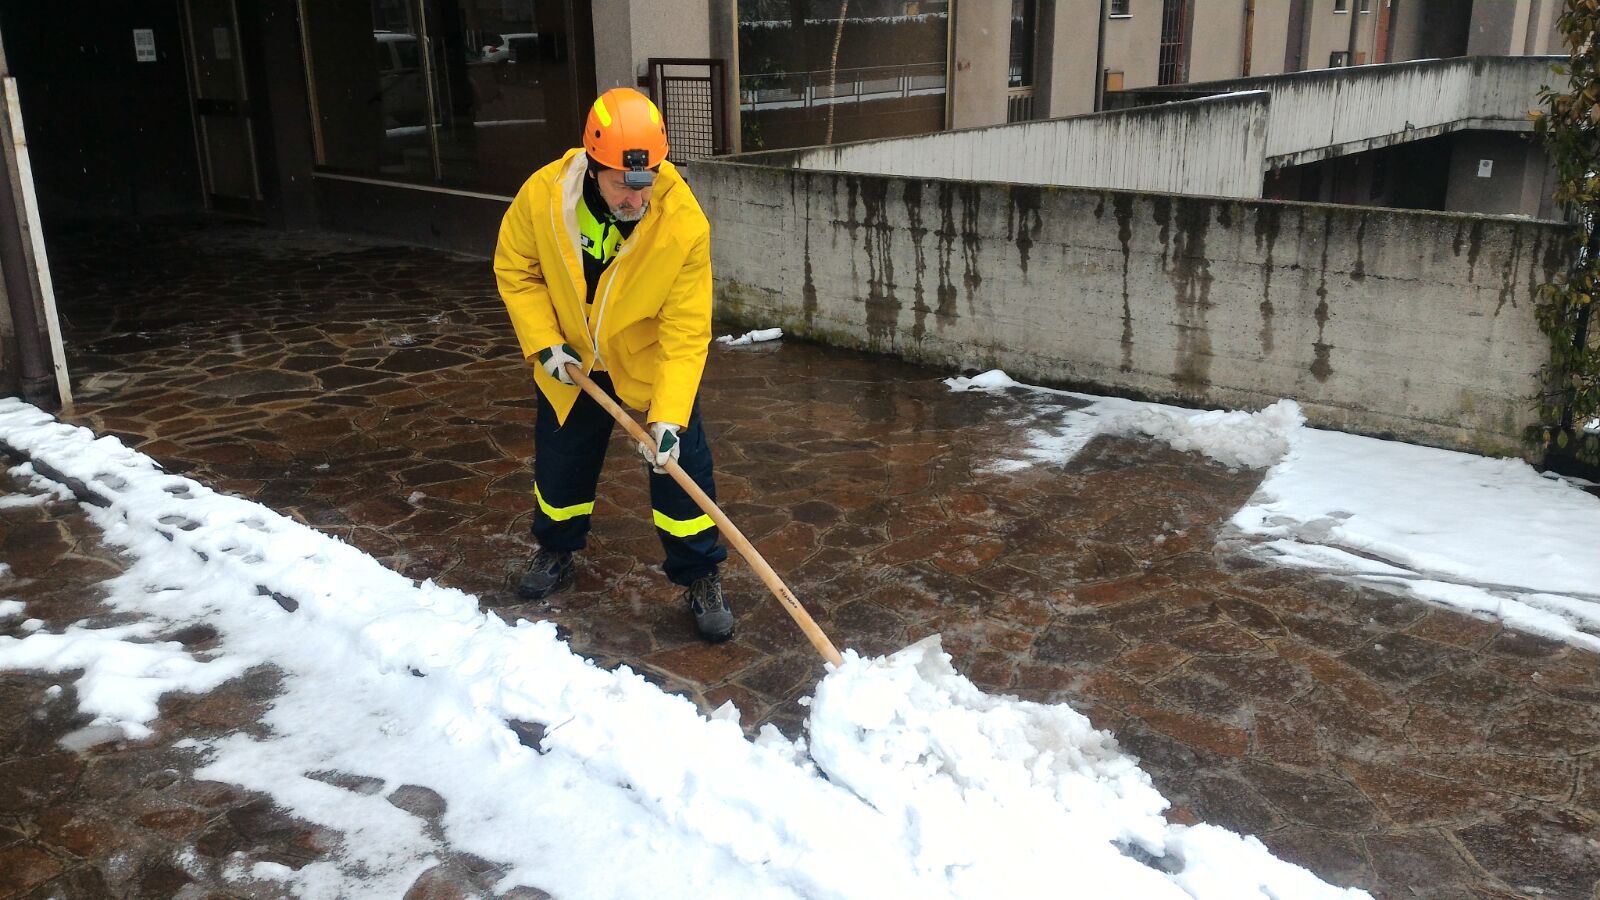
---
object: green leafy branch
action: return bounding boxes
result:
[1529,0,1600,464]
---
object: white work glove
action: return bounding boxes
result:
[537,343,580,385]
[638,422,681,473]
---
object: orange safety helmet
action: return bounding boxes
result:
[583,88,669,187]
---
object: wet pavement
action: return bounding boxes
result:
[2,217,1598,898]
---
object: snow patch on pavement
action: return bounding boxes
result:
[945,369,1600,652]
[2,461,73,506]
[0,621,249,740]
[0,398,1366,898]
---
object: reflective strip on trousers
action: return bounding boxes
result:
[652,508,714,538]
[535,484,595,521]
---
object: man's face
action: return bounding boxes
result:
[594,168,653,222]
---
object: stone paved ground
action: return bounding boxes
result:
[1,218,1597,898]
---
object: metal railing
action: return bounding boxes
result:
[739,62,946,111]
[1007,86,1036,122]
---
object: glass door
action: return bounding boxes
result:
[300,0,594,195]
[184,0,262,213]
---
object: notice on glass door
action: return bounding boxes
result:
[213,27,233,60]
[133,29,156,63]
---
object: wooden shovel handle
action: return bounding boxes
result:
[565,364,844,666]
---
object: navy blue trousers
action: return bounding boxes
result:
[531,372,727,586]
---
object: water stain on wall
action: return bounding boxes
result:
[1153,195,1173,273]
[1311,210,1335,383]
[1113,194,1135,373]
[1533,228,1575,311]
[1168,199,1215,392]
[1254,205,1281,355]
[903,179,931,341]
[935,182,960,326]
[1453,219,1486,281]
[1351,215,1367,281]
[1008,186,1044,276]
[802,175,818,325]
[855,176,901,347]
[1495,226,1524,316]
[959,184,984,317]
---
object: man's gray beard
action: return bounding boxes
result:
[612,202,647,223]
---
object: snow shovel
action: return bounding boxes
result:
[566,364,844,666]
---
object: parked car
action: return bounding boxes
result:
[481,32,563,64]
[480,33,530,63]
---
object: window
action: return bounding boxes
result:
[1110,0,1130,15]
[1334,0,1348,11]
[736,0,950,152]
[1157,0,1189,85]
[1008,0,1036,88]
[1359,0,1371,10]
[1329,50,1351,67]
[302,0,589,194]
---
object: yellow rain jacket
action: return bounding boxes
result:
[494,148,713,428]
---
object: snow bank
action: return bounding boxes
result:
[0,399,1364,898]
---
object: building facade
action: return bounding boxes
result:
[953,0,1566,129]
[0,0,1564,265]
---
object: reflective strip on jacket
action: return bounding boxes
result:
[493,148,713,429]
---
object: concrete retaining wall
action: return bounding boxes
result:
[691,160,1573,456]
[1122,56,1558,169]
[740,92,1271,199]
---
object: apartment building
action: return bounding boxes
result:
[953,0,1566,128]
[736,1,1565,150]
[0,0,1563,263]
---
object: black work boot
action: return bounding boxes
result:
[684,570,734,642]
[516,547,574,600]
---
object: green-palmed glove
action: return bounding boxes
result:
[538,343,580,385]
[639,421,681,473]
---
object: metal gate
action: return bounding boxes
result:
[648,58,728,162]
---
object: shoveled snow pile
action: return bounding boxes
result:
[0,398,1366,898]
[943,370,1301,471]
[716,327,783,347]
[812,644,1351,898]
[1116,399,1304,470]
[944,370,1019,392]
[945,369,1600,653]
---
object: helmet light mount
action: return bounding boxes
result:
[620,148,656,189]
